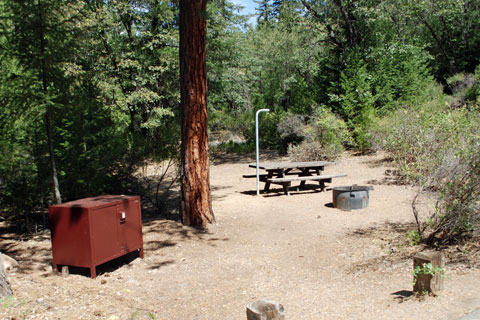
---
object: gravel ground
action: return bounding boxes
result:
[1,151,479,320]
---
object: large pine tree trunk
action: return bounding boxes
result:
[179,0,214,227]
[0,255,13,298]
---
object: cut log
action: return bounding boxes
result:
[246,299,285,320]
[413,252,444,294]
[0,254,13,298]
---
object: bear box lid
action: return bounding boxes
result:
[49,195,139,211]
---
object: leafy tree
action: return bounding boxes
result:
[1,0,480,236]
[3,0,84,204]
[397,0,480,83]
[0,0,181,223]
[207,0,251,133]
[254,0,275,24]
[55,0,180,200]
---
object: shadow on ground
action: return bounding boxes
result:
[391,290,414,303]
[211,185,235,201]
[366,173,407,186]
[54,251,143,278]
[363,154,394,168]
[240,184,327,197]
[0,222,53,274]
[211,152,254,165]
[345,221,420,274]
[210,150,282,166]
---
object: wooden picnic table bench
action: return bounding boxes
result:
[246,161,347,195]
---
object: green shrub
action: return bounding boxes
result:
[241,110,286,152]
[376,93,480,244]
[308,106,353,153]
[287,140,337,162]
[279,106,352,161]
[406,230,422,246]
[330,45,433,152]
[445,73,479,108]
[412,262,446,287]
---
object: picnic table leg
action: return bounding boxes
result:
[319,178,332,192]
[282,182,290,196]
[319,180,326,191]
[263,170,274,193]
[316,169,322,187]
[277,170,290,195]
[299,179,306,189]
[298,168,313,189]
[263,169,288,194]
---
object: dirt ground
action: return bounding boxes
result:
[1,151,480,320]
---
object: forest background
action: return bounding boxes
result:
[0,0,479,244]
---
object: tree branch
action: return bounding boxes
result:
[301,0,344,50]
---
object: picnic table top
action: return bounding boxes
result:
[248,161,335,170]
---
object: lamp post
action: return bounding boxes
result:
[255,109,270,195]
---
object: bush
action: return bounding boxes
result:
[288,140,337,162]
[431,147,480,243]
[330,44,433,152]
[240,110,287,152]
[279,106,352,161]
[445,73,479,108]
[377,93,480,244]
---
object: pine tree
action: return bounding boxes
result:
[179,0,215,227]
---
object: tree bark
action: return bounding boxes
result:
[0,255,13,298]
[179,0,214,227]
[45,110,62,204]
[334,0,358,46]
[301,0,344,50]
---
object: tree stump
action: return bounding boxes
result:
[246,299,285,320]
[413,252,444,294]
[0,254,13,298]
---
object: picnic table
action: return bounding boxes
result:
[246,161,347,195]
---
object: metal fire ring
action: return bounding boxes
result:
[332,185,373,210]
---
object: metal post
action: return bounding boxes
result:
[255,109,270,195]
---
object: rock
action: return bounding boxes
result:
[0,254,13,298]
[246,299,285,320]
[0,252,19,271]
